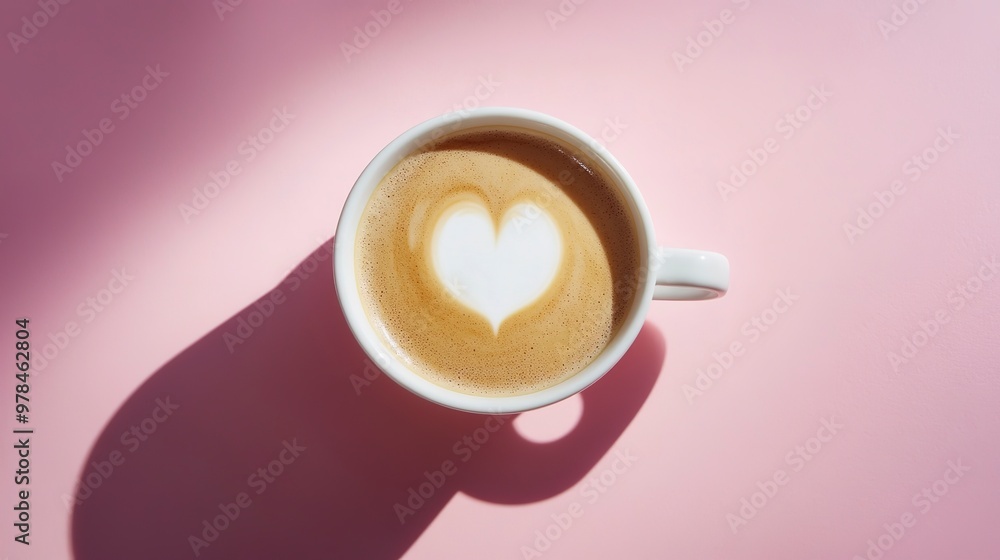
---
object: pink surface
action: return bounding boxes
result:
[1,1,998,559]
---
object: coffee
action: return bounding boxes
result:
[354,128,640,397]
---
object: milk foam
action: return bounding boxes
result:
[431,200,562,333]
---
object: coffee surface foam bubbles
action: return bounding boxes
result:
[355,129,639,397]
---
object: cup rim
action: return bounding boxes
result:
[334,107,656,413]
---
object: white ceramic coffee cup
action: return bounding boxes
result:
[335,107,729,414]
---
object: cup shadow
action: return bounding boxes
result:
[70,239,665,560]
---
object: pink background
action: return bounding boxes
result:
[2,0,999,559]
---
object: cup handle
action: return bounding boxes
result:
[652,247,730,300]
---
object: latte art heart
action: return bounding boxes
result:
[431,200,562,333]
